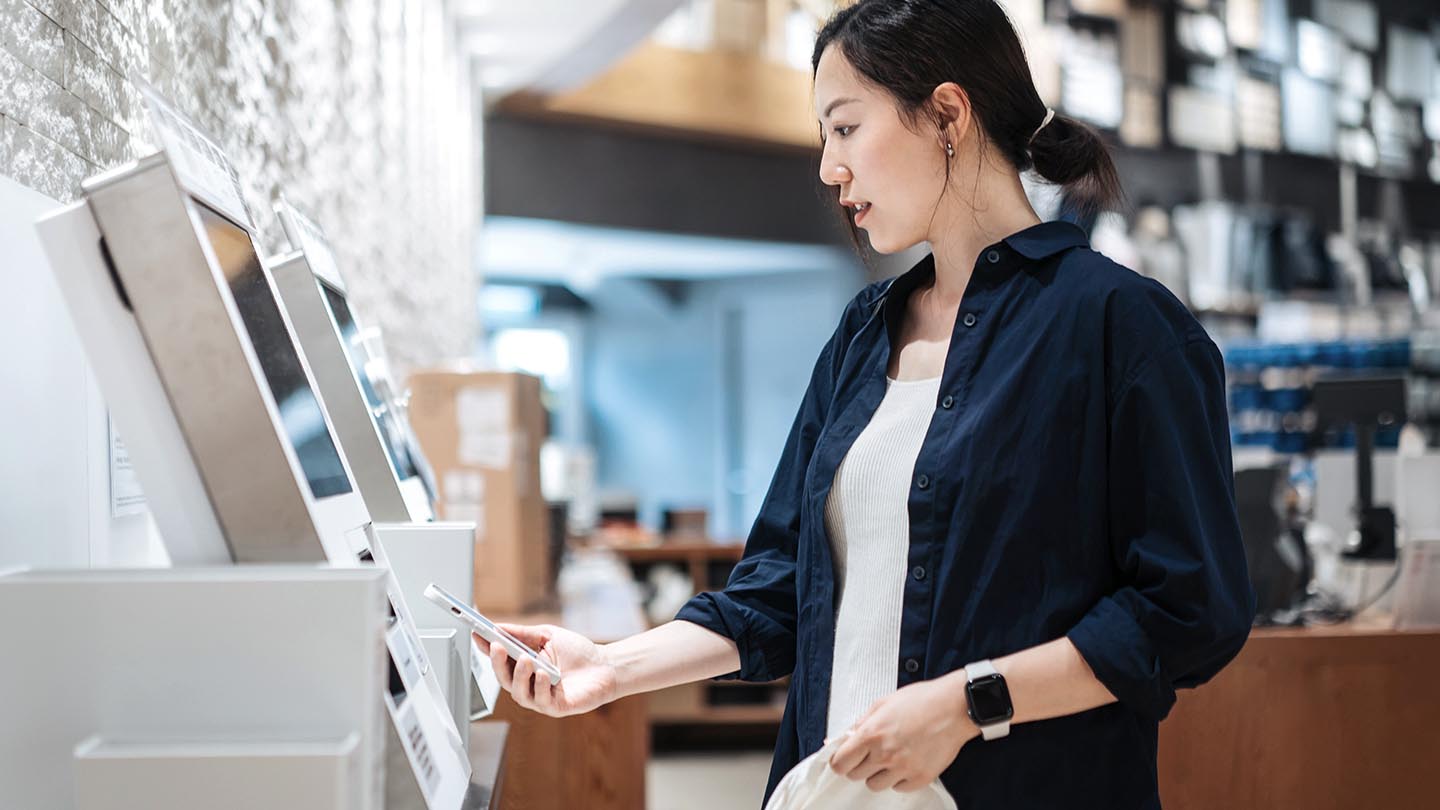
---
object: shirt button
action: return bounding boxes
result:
[962,313,978,328]
[912,566,926,581]
[916,474,930,490]
[904,658,921,674]
[941,395,955,409]
[986,249,1001,264]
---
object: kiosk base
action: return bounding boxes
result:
[0,566,391,810]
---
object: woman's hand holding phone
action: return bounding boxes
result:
[478,624,619,718]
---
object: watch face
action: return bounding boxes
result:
[967,674,1014,725]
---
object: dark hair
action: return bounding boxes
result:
[812,0,1123,236]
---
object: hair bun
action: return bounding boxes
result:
[1027,113,1124,216]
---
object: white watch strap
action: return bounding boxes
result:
[979,718,1011,741]
[964,659,1011,741]
[966,660,998,679]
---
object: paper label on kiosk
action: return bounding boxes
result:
[137,82,253,230]
[108,415,147,517]
[280,200,345,287]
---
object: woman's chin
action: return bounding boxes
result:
[863,231,895,254]
[863,231,914,255]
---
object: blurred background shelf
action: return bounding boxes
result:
[594,538,791,741]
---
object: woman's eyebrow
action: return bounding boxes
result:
[821,97,860,120]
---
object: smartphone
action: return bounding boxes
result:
[423,583,563,686]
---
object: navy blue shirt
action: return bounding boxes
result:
[676,221,1256,809]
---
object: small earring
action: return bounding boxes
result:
[945,142,954,157]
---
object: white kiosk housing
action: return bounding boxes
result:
[270,200,436,524]
[0,566,391,810]
[32,84,472,809]
[268,200,502,721]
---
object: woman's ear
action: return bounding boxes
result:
[930,82,972,149]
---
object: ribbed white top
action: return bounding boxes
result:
[824,374,942,738]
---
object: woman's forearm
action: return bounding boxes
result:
[980,637,1117,725]
[602,619,742,700]
[599,623,1114,724]
[931,637,1117,731]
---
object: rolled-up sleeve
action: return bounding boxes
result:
[1066,335,1257,722]
[675,296,861,683]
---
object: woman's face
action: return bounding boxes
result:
[814,45,951,254]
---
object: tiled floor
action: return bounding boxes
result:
[648,751,774,810]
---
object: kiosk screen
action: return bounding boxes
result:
[194,200,352,499]
[322,284,422,482]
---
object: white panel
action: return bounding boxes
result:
[74,735,360,810]
[0,177,164,570]
[0,567,389,810]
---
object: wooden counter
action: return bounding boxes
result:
[1158,620,1440,809]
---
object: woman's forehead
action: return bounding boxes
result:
[814,48,871,116]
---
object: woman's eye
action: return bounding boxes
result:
[833,125,855,138]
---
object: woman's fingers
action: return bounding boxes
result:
[489,642,513,690]
[828,730,863,773]
[471,632,491,656]
[481,622,585,717]
[497,623,550,649]
[865,769,904,792]
[532,673,557,715]
[846,752,887,783]
[840,749,887,784]
[511,654,538,708]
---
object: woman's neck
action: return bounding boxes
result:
[925,167,1041,305]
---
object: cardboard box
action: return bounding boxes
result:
[407,369,551,613]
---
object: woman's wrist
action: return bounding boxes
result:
[939,669,982,745]
[597,642,626,702]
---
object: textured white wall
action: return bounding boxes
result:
[0,0,480,371]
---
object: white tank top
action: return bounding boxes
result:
[823,374,942,739]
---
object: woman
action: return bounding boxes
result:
[482,1,1255,807]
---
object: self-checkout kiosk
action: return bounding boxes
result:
[270,201,438,525]
[268,199,502,725]
[17,83,473,810]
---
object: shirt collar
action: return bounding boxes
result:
[1001,220,1090,260]
[875,220,1089,313]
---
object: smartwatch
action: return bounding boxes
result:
[963,660,1013,740]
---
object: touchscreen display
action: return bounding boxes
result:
[194,200,352,499]
[321,284,423,482]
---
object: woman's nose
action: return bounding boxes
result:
[819,154,852,187]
